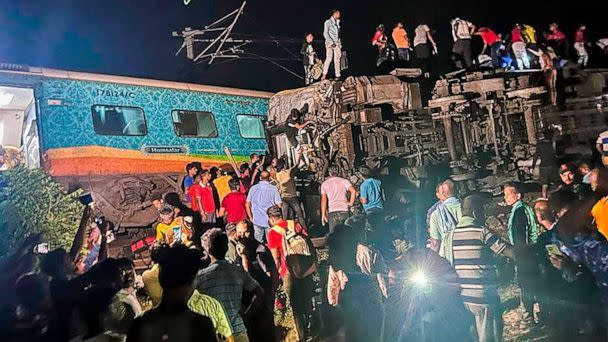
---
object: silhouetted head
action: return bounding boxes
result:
[202,228,228,260]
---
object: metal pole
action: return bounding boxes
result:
[523,107,537,145]
[208,1,246,65]
[486,104,500,158]
[443,115,457,162]
[192,1,247,63]
[459,117,471,155]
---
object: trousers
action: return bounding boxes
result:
[328,211,350,234]
[490,42,502,67]
[304,65,313,85]
[464,301,503,342]
[575,42,589,67]
[283,274,315,341]
[282,197,307,230]
[397,48,410,61]
[512,42,530,70]
[323,43,342,78]
[253,224,268,244]
[452,39,472,68]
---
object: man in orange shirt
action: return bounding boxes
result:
[392,22,410,61]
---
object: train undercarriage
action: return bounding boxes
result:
[268,68,608,195]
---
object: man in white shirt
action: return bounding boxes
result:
[414,24,438,76]
[320,165,357,233]
[322,9,342,80]
[451,18,475,69]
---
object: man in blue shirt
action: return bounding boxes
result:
[359,166,384,213]
[359,166,385,236]
[246,171,282,243]
[182,163,198,205]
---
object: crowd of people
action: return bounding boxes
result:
[3,127,608,341]
[300,8,608,86]
[4,116,608,341]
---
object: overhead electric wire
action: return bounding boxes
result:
[175,1,307,80]
[195,52,303,80]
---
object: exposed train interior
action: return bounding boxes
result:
[0,85,39,169]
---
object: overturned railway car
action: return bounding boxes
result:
[268,68,608,192]
[0,64,271,228]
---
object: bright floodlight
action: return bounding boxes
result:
[411,270,428,287]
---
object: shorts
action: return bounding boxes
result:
[539,166,560,185]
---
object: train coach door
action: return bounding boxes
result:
[0,86,39,169]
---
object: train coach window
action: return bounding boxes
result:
[171,110,218,138]
[236,115,265,139]
[91,105,147,136]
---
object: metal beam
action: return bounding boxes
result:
[207,1,246,65]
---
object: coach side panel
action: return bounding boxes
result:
[37,78,268,177]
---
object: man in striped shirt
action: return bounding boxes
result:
[451,195,514,342]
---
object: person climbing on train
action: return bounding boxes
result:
[474,26,501,67]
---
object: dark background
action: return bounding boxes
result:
[0,0,606,92]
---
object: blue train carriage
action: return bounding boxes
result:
[0,64,272,227]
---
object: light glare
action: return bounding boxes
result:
[411,270,428,287]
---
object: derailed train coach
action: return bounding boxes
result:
[268,68,608,193]
[0,63,271,228]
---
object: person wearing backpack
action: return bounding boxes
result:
[267,205,316,341]
[511,24,531,70]
[450,17,475,69]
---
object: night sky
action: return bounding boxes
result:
[0,0,606,92]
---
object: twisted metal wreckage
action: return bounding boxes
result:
[267,68,608,192]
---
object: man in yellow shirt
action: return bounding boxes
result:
[214,172,234,203]
[142,244,167,306]
[155,204,192,246]
[188,290,234,342]
[392,22,411,61]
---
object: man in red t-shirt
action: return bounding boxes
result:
[219,178,247,224]
[546,23,568,59]
[474,27,501,67]
[190,170,217,224]
[266,205,314,341]
[188,173,203,213]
